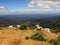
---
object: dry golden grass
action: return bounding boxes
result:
[41,30,58,40]
[0,27,58,45]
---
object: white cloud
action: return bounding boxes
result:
[28,1,36,7]
[28,0,60,9]
[0,6,5,10]
[55,5,60,8]
[0,6,20,14]
[0,5,60,15]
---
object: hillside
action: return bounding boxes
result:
[0,27,58,45]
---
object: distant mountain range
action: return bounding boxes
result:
[0,13,60,27]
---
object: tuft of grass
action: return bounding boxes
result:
[25,36,29,40]
[0,27,3,30]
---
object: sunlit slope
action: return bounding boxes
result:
[0,27,58,45]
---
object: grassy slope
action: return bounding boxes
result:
[0,27,58,45]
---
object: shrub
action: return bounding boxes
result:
[50,29,54,33]
[25,36,29,40]
[31,32,47,41]
[49,40,59,45]
[50,17,60,33]
[57,34,60,41]
[29,26,36,30]
[0,27,3,30]
[19,24,27,30]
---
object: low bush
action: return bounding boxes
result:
[50,29,54,33]
[25,36,29,40]
[31,32,47,41]
[0,27,3,30]
[19,24,27,30]
[49,40,59,45]
[57,34,60,41]
[29,26,36,30]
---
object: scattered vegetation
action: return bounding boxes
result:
[50,29,54,33]
[29,26,36,30]
[57,34,60,41]
[31,32,47,41]
[19,24,27,30]
[25,36,29,40]
[50,17,60,33]
[0,27,3,30]
[49,39,59,45]
[49,33,60,45]
[0,22,59,45]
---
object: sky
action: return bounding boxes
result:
[0,0,60,14]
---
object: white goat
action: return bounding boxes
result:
[36,24,42,30]
[17,25,20,28]
[8,25,13,28]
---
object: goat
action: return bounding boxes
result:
[17,25,20,28]
[36,24,42,30]
[8,25,13,28]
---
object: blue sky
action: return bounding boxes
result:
[0,0,60,14]
[0,0,30,10]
